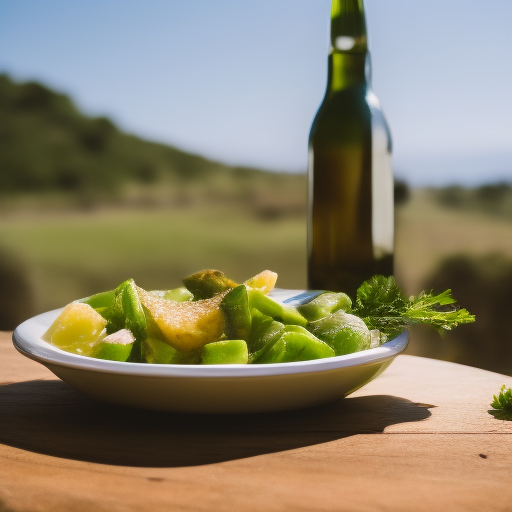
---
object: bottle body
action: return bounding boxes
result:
[307,3,393,297]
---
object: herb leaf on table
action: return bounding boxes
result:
[489,385,512,421]
[352,275,476,338]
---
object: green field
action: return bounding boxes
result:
[0,205,307,317]
[395,189,512,294]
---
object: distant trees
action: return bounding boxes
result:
[394,179,410,206]
[0,74,235,199]
[0,74,308,213]
[433,182,512,219]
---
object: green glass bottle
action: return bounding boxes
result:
[307,0,393,297]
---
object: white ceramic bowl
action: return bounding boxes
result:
[12,290,409,414]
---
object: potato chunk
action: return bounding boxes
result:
[138,289,226,352]
[42,302,107,356]
[244,270,278,294]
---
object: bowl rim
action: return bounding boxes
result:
[13,307,409,379]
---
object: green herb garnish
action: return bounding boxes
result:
[353,275,475,338]
[489,385,512,420]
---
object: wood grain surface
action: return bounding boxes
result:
[1,331,511,512]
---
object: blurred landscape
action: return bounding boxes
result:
[1,74,512,375]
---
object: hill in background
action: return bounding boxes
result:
[0,73,306,217]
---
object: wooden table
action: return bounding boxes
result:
[1,331,511,512]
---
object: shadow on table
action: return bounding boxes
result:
[0,380,432,468]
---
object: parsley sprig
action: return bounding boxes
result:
[489,385,512,421]
[352,275,475,338]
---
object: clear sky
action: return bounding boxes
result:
[1,0,511,186]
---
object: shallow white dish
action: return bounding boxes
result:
[12,289,409,414]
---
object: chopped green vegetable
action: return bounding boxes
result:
[298,291,352,321]
[90,329,134,362]
[99,280,147,341]
[221,285,251,340]
[149,287,194,303]
[142,336,176,363]
[80,290,115,313]
[142,337,200,364]
[182,269,237,299]
[307,311,371,356]
[247,309,285,363]
[255,326,334,364]
[202,339,248,364]
[121,280,147,343]
[248,289,307,326]
[99,279,147,361]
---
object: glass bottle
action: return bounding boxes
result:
[307,0,393,297]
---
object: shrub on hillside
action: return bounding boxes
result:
[0,249,34,330]
[408,254,512,376]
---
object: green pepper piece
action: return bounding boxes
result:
[248,289,307,326]
[202,339,248,364]
[90,329,134,362]
[308,311,371,356]
[182,269,237,299]
[142,336,175,363]
[297,292,352,322]
[142,337,200,364]
[164,287,194,302]
[221,285,251,340]
[121,281,147,342]
[95,280,147,362]
[81,289,116,310]
[247,308,285,355]
[148,287,194,302]
[256,326,334,364]
[100,282,128,334]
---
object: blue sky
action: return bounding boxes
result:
[1,0,511,186]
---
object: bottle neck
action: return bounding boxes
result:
[327,52,370,92]
[327,0,369,93]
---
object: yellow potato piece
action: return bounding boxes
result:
[244,270,278,294]
[42,302,107,356]
[138,289,226,353]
